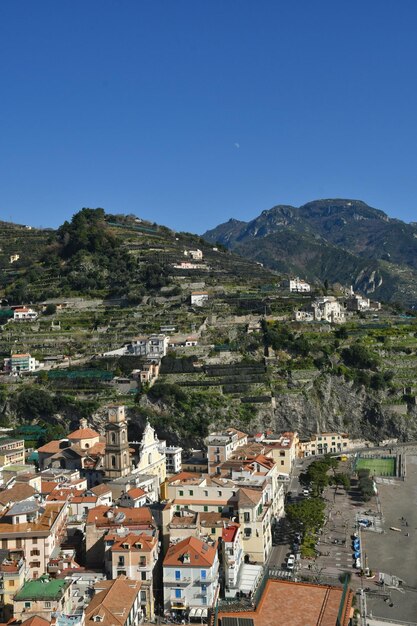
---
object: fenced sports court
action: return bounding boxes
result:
[355,456,396,476]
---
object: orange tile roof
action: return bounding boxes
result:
[85,577,142,626]
[0,483,36,506]
[237,488,262,507]
[0,502,65,536]
[40,480,59,494]
[68,427,100,440]
[21,618,51,626]
[91,484,112,496]
[163,536,217,567]
[110,532,157,552]
[38,440,65,454]
[218,579,353,626]
[86,505,153,528]
[222,524,239,543]
[126,487,146,499]
[167,471,201,484]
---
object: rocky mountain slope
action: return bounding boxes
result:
[203,199,417,307]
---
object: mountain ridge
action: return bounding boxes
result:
[203,198,417,307]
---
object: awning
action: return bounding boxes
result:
[189,608,208,618]
[239,563,263,594]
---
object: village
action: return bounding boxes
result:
[0,399,400,626]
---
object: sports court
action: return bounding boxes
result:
[355,456,396,476]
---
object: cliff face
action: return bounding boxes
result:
[271,374,417,442]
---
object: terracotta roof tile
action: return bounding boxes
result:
[85,577,142,626]
[163,536,217,568]
[0,483,36,506]
[68,427,100,440]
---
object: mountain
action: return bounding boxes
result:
[203,199,417,306]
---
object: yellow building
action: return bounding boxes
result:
[0,551,27,621]
[0,437,25,467]
[298,432,350,457]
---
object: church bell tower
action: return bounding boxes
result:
[104,405,131,479]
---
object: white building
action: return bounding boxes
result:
[285,277,311,293]
[3,353,42,373]
[222,524,244,597]
[294,296,345,324]
[184,249,203,260]
[162,445,183,475]
[13,307,38,321]
[190,291,209,307]
[163,536,219,621]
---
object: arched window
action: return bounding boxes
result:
[123,452,128,467]
[122,431,126,443]
[111,432,116,444]
[148,453,152,465]
[111,455,116,468]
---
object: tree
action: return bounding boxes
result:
[44,303,57,315]
[286,497,326,534]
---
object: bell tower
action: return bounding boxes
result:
[104,405,131,479]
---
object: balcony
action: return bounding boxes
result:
[164,576,191,586]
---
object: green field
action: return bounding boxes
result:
[355,456,396,476]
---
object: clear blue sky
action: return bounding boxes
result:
[1,0,417,233]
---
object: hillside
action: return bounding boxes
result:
[203,199,417,307]
[1,207,417,449]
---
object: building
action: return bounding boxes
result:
[165,473,237,515]
[10,254,20,264]
[0,436,25,467]
[284,277,311,293]
[345,293,371,312]
[220,523,244,597]
[190,291,209,307]
[13,575,73,621]
[85,505,157,568]
[104,531,159,619]
[104,406,131,480]
[84,577,144,626]
[160,443,182,475]
[184,249,203,260]
[206,429,248,473]
[103,335,168,359]
[67,421,101,450]
[119,487,147,508]
[0,501,68,578]
[262,432,299,476]
[13,307,38,321]
[294,296,345,324]
[217,578,353,626]
[163,536,219,621]
[0,549,27,620]
[298,432,350,457]
[3,353,42,374]
[133,422,166,487]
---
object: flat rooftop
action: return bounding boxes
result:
[218,579,352,626]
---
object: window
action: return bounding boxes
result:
[45,602,51,609]
[179,490,184,496]
[189,490,194,496]
[218,490,222,497]
[140,591,146,602]
[244,512,250,523]
[111,432,116,444]
[111,455,116,468]
[175,589,182,599]
[141,571,147,581]
[33,538,38,545]
[24,602,31,609]
[201,570,206,580]
[202,596,207,605]
[204,490,208,497]
[203,506,208,512]
[118,556,125,566]
[175,570,181,580]
[9,580,14,587]
[218,507,222,513]
[281,460,284,465]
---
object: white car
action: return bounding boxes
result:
[287,554,296,570]
[302,488,310,497]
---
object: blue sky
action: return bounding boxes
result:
[1,1,417,233]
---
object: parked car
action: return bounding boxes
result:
[287,554,296,570]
